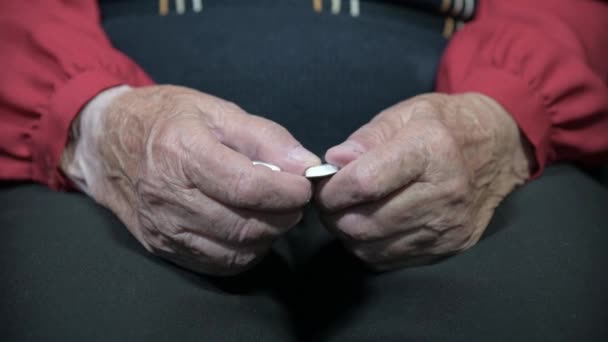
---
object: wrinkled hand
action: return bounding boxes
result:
[61,85,319,275]
[317,93,534,270]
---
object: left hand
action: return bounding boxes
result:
[316,93,534,271]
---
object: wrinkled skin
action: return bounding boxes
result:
[317,93,534,271]
[62,86,533,275]
[61,85,320,275]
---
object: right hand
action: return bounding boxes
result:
[61,85,320,275]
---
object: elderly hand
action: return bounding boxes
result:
[61,85,320,275]
[316,93,534,271]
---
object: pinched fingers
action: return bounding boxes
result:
[318,115,479,270]
[190,96,320,174]
[317,129,429,213]
[218,110,321,175]
[195,143,313,211]
[148,115,313,212]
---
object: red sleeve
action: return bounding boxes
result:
[436,0,608,177]
[0,1,154,190]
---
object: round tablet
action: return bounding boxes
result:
[305,164,339,179]
[252,161,281,172]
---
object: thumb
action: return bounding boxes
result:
[326,115,401,168]
[220,112,320,175]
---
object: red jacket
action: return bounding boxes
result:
[1,0,607,190]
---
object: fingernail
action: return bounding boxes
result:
[288,146,321,165]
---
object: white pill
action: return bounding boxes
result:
[252,161,281,172]
[305,164,339,179]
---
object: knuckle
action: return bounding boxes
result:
[427,223,470,255]
[234,219,275,245]
[356,122,390,145]
[147,244,163,255]
[408,97,441,119]
[144,230,176,256]
[153,120,181,149]
[143,239,167,257]
[137,180,162,205]
[137,192,154,211]
[147,125,190,177]
[218,250,258,274]
[350,163,383,201]
[260,119,290,138]
[458,235,479,252]
[416,117,453,152]
[426,120,454,147]
[230,171,263,207]
[205,205,229,233]
[136,224,164,255]
[452,226,480,252]
[166,230,194,250]
[442,177,471,203]
[221,100,243,114]
[352,246,389,267]
[340,224,375,243]
[352,246,374,263]
[136,185,177,228]
[334,212,384,243]
[166,223,189,241]
[207,100,244,121]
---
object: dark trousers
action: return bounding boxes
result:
[2,3,607,340]
[2,166,608,341]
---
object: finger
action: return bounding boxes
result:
[160,233,266,276]
[160,117,313,211]
[204,206,303,248]
[329,188,472,272]
[324,95,443,168]
[317,124,430,212]
[154,187,303,247]
[347,227,442,269]
[322,181,440,243]
[325,119,398,168]
[215,210,302,250]
[324,104,414,168]
[212,104,320,175]
[352,227,467,272]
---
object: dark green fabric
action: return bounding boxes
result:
[2,2,607,341]
[2,165,607,341]
[587,165,608,188]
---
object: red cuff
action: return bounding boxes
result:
[31,70,154,190]
[445,66,553,178]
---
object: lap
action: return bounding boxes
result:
[292,164,608,341]
[0,184,295,342]
[1,164,607,341]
